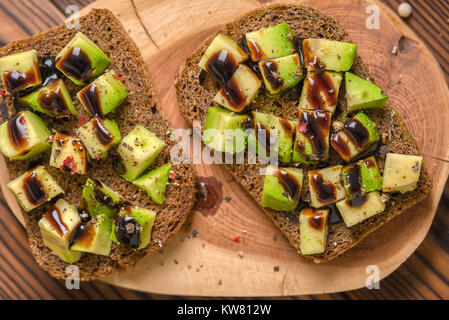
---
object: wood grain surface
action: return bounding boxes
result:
[0,0,448,299]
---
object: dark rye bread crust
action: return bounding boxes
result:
[175,5,432,262]
[0,9,196,280]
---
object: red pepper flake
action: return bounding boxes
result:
[297,122,307,132]
[169,172,176,180]
[79,116,86,125]
[48,135,54,141]
[232,236,240,243]
[0,91,6,96]
[95,153,101,160]
[113,74,125,81]
[60,156,76,175]
[19,116,26,125]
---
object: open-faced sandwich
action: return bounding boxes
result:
[176,4,432,263]
[0,9,196,280]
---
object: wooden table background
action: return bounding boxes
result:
[0,0,448,300]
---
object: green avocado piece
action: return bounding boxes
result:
[71,214,112,256]
[50,131,87,175]
[7,165,64,212]
[298,71,343,115]
[0,49,42,94]
[204,106,249,153]
[39,198,82,249]
[132,163,172,205]
[77,70,128,117]
[38,198,83,264]
[55,32,110,85]
[247,111,297,163]
[259,53,303,96]
[0,111,51,160]
[245,23,295,61]
[77,117,121,159]
[292,110,331,165]
[336,191,385,227]
[342,156,382,199]
[116,125,165,181]
[345,72,389,112]
[82,178,122,219]
[111,206,156,250]
[302,39,357,71]
[43,240,83,263]
[330,112,380,162]
[198,34,248,73]
[261,165,304,211]
[18,79,77,118]
[213,64,261,112]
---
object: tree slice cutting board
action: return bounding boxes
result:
[1,0,449,296]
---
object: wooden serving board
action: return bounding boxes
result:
[1,0,449,296]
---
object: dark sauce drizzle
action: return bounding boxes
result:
[273,169,300,202]
[347,194,368,208]
[7,113,28,151]
[23,171,47,205]
[206,50,238,86]
[92,118,113,146]
[56,47,92,81]
[306,71,338,109]
[331,118,371,160]
[114,215,140,248]
[44,206,69,238]
[260,60,283,90]
[297,110,330,160]
[79,84,102,116]
[221,77,247,111]
[346,163,362,197]
[310,172,337,205]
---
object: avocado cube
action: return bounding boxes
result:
[0,50,42,94]
[302,39,357,71]
[336,191,385,227]
[198,34,248,83]
[261,165,303,211]
[7,165,64,212]
[298,71,342,115]
[71,214,112,256]
[77,70,128,117]
[345,72,389,112]
[38,198,81,250]
[0,111,51,160]
[247,111,297,163]
[41,240,82,264]
[213,64,261,112]
[245,23,295,61]
[203,106,249,153]
[132,163,172,205]
[18,79,77,118]
[382,153,423,193]
[330,112,379,162]
[111,206,156,250]
[292,110,331,164]
[299,207,329,255]
[82,178,122,219]
[55,32,110,85]
[116,125,165,181]
[259,53,302,96]
[50,131,87,175]
[308,165,346,208]
[77,117,121,159]
[342,156,382,199]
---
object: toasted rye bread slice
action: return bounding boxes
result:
[175,4,432,263]
[0,9,197,280]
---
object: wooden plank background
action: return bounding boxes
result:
[0,0,448,299]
